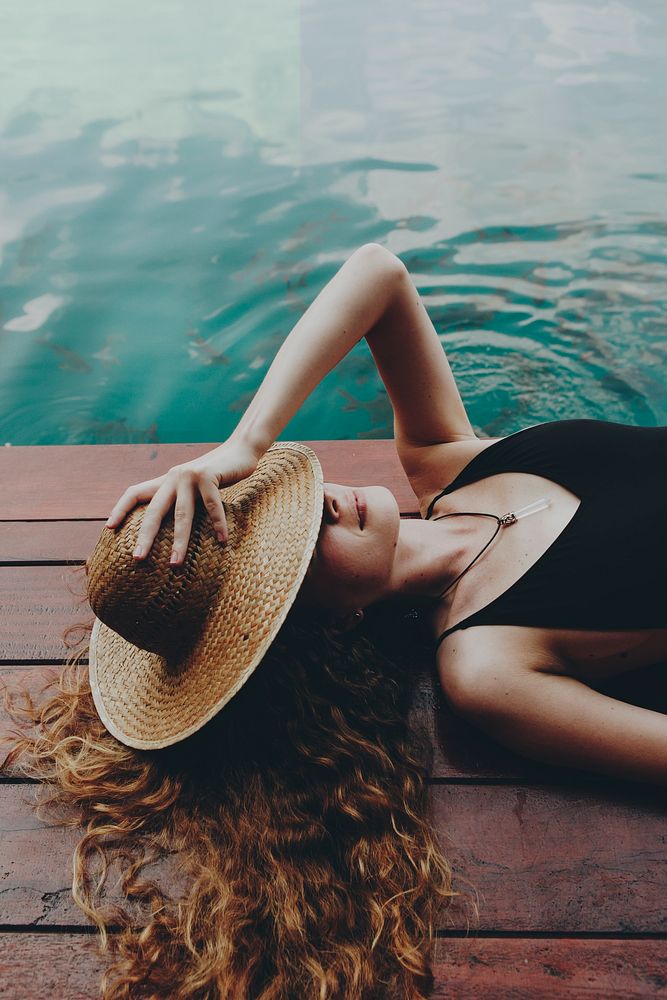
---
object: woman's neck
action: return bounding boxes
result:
[386,514,498,606]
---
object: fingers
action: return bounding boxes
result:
[110,471,229,566]
[199,479,228,544]
[130,481,178,561]
[104,455,234,566]
[166,475,227,565]
[168,485,196,564]
[105,478,165,530]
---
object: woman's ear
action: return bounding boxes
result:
[337,609,364,633]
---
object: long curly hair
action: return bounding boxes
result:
[1,574,475,1000]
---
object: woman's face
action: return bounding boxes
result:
[297,482,400,615]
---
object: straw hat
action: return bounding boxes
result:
[86,442,324,751]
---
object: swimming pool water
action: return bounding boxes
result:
[1,0,666,445]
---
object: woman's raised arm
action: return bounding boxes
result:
[228,242,404,458]
[105,243,404,564]
[234,243,476,462]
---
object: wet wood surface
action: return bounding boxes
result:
[1,442,665,997]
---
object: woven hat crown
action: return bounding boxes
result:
[87,498,239,668]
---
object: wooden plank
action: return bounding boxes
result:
[0,441,417,520]
[431,937,667,998]
[0,783,664,931]
[1,512,420,564]
[0,784,186,926]
[0,934,108,1000]
[15,658,657,784]
[1,660,665,784]
[0,567,89,661]
[433,784,667,933]
[0,934,664,1000]
[0,665,549,782]
[0,522,101,563]
[4,568,667,708]
[0,532,665,716]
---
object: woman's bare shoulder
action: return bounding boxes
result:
[434,624,567,691]
[397,435,504,517]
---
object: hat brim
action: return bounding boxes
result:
[89,442,324,750]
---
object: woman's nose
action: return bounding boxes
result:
[323,493,340,523]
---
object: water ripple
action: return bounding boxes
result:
[401,217,667,432]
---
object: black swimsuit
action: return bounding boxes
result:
[426,419,667,649]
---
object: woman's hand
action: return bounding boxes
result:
[104,436,261,565]
[103,245,403,566]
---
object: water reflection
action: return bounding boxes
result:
[0,0,665,443]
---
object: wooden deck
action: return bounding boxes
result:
[1,441,665,999]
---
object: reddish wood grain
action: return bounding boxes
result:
[0,934,108,1000]
[0,514,421,564]
[0,934,664,999]
[0,441,417,520]
[2,605,664,783]
[0,783,664,932]
[0,522,102,563]
[0,566,89,661]
[0,665,552,782]
[431,937,667,998]
[432,784,667,933]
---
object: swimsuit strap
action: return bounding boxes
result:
[430,497,551,648]
[430,512,504,652]
[435,625,458,650]
[425,486,450,521]
[430,511,503,600]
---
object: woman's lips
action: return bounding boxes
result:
[354,489,366,529]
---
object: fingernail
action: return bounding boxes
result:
[170,552,179,564]
[217,532,226,544]
[133,546,144,558]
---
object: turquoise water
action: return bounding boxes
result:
[1,0,666,446]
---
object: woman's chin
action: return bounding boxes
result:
[360,484,399,523]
